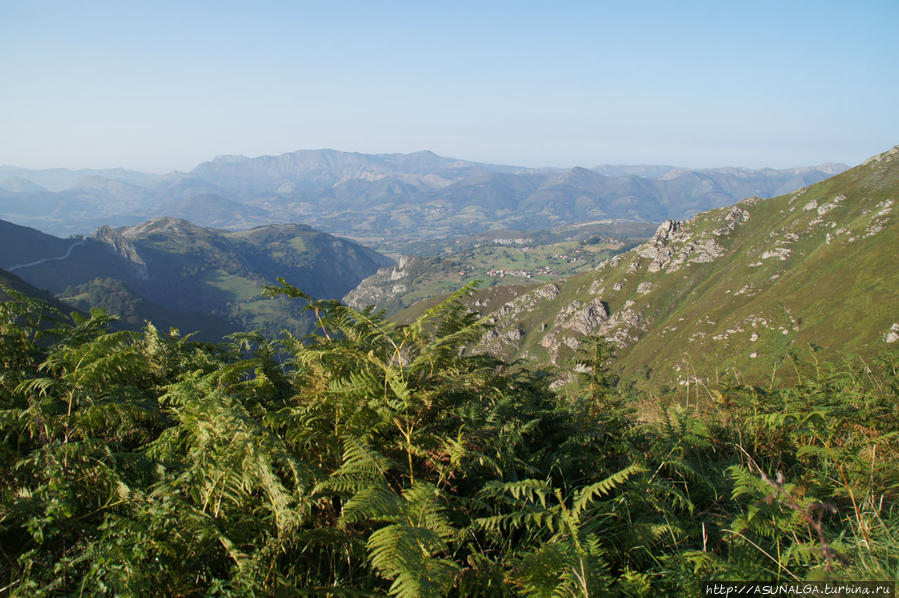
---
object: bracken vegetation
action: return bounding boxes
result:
[1,284,897,596]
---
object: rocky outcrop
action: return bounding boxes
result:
[539,298,610,363]
[343,256,416,310]
[636,220,680,273]
[93,225,149,279]
[476,284,560,355]
[886,323,899,344]
[597,300,645,347]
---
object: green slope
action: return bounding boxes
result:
[438,146,898,391]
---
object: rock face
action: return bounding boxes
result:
[343,256,416,310]
[637,220,680,273]
[477,284,560,355]
[94,225,149,279]
[539,298,610,363]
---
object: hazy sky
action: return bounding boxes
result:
[2,1,897,172]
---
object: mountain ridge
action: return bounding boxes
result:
[0,150,850,250]
[0,216,393,339]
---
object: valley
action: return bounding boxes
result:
[344,222,656,315]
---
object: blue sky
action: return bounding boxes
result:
[2,1,897,171]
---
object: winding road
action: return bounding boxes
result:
[7,240,87,272]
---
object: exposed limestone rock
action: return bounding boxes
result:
[476,284,560,355]
[344,256,413,309]
[481,326,523,348]
[549,371,576,391]
[761,247,791,261]
[635,217,726,273]
[637,282,653,295]
[637,220,680,272]
[865,199,894,237]
[539,298,610,363]
[94,225,149,279]
[886,323,899,344]
[599,254,624,271]
[597,300,645,347]
[563,337,580,350]
[715,206,751,235]
[557,298,609,335]
[496,283,559,319]
[683,239,725,265]
[862,145,899,166]
[817,195,845,216]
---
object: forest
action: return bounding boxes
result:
[1,282,897,596]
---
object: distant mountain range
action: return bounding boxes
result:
[0,217,392,339]
[0,150,847,252]
[395,146,898,391]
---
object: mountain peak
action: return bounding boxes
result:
[210,154,250,163]
[119,217,208,238]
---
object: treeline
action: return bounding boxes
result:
[1,282,897,596]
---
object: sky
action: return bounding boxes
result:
[2,1,897,172]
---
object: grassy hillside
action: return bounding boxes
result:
[423,146,898,391]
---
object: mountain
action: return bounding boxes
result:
[401,146,898,391]
[0,150,848,252]
[188,149,529,195]
[0,176,47,193]
[151,193,273,229]
[0,165,161,192]
[2,217,392,339]
[590,164,679,178]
